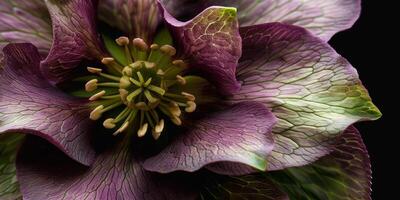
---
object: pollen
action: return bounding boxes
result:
[85,36,198,139]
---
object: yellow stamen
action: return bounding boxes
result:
[122,66,133,77]
[176,75,186,85]
[90,105,104,120]
[115,36,130,46]
[181,92,196,101]
[114,121,129,136]
[185,101,196,113]
[132,38,149,51]
[87,67,102,74]
[85,79,98,92]
[150,44,159,50]
[137,123,148,137]
[101,57,115,65]
[89,90,106,101]
[160,45,177,56]
[119,76,131,89]
[103,118,116,129]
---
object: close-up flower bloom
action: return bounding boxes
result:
[0,0,381,199]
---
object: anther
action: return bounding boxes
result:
[181,92,196,101]
[160,45,177,56]
[144,61,156,69]
[129,61,142,70]
[114,121,129,136]
[119,89,129,103]
[122,66,133,77]
[169,102,182,117]
[135,102,148,110]
[172,60,187,68]
[103,118,116,129]
[137,123,148,137]
[85,79,98,92]
[176,75,186,85]
[150,44,159,50]
[119,76,131,89]
[157,69,165,76]
[155,119,165,134]
[101,57,115,65]
[87,67,102,74]
[171,116,182,126]
[132,38,149,51]
[90,105,104,120]
[185,101,196,113]
[116,36,130,46]
[89,90,106,101]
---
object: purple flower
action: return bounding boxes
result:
[0,0,380,199]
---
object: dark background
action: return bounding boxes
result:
[329,1,395,199]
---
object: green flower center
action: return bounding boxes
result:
[85,36,197,140]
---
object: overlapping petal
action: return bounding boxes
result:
[143,102,276,175]
[228,23,381,170]
[41,0,104,85]
[16,136,196,200]
[268,126,372,199]
[0,0,52,56]
[99,0,161,42]
[0,43,95,166]
[162,0,361,41]
[160,3,242,95]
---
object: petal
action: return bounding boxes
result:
[41,0,104,85]
[0,133,25,199]
[143,101,276,175]
[229,23,381,170]
[159,3,242,95]
[200,172,289,200]
[268,126,372,199]
[0,0,52,56]
[164,0,361,41]
[16,136,197,200]
[98,0,161,42]
[0,43,95,166]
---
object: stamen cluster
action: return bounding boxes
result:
[85,36,196,139]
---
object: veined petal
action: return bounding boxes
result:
[163,0,361,41]
[0,43,95,166]
[16,136,196,200]
[159,2,242,95]
[41,0,104,85]
[143,102,276,175]
[229,23,381,170]
[99,0,161,42]
[0,0,52,56]
[268,126,372,199]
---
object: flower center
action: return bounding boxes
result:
[85,36,196,139]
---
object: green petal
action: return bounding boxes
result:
[0,133,25,200]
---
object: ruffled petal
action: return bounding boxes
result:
[98,0,161,42]
[41,0,104,85]
[0,43,95,166]
[0,0,52,56]
[16,136,197,200]
[268,126,372,199]
[143,101,276,175]
[159,2,242,95]
[162,0,361,41]
[229,23,381,170]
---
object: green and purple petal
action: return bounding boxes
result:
[99,0,161,42]
[41,0,104,85]
[16,136,197,200]
[160,3,242,95]
[268,126,372,199]
[0,43,96,166]
[143,102,276,175]
[0,0,52,56]
[229,23,380,170]
[163,0,361,41]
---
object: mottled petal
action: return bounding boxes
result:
[0,133,24,199]
[41,0,104,85]
[160,3,242,95]
[144,102,276,175]
[0,0,52,56]
[17,136,197,200]
[229,23,381,170]
[99,0,161,42]
[0,43,95,166]
[200,172,289,200]
[163,0,361,41]
[268,126,372,199]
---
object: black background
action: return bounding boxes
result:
[329,1,395,199]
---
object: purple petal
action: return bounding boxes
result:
[143,101,276,175]
[159,3,242,95]
[99,0,161,42]
[164,0,361,41]
[17,137,197,200]
[41,0,105,85]
[0,0,52,56]
[228,23,381,170]
[0,43,95,166]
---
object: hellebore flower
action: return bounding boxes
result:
[0,0,381,199]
